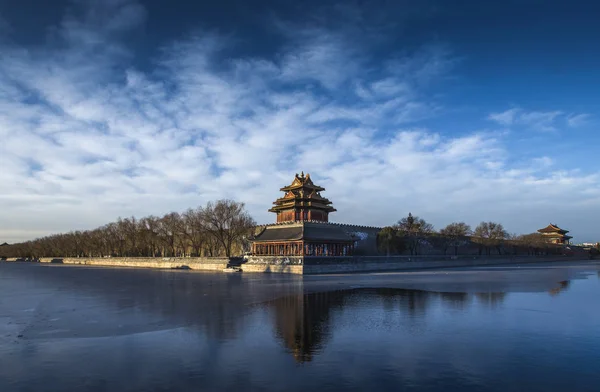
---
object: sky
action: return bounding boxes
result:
[1,0,599,243]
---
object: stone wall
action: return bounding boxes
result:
[301,255,578,274]
[301,254,576,264]
[241,264,304,274]
[36,257,229,271]
[335,224,381,255]
[242,254,585,274]
[4,254,588,275]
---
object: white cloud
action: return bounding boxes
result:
[531,156,554,169]
[488,108,520,126]
[488,108,590,132]
[567,113,591,128]
[518,110,563,131]
[1,1,600,243]
[279,30,363,90]
[370,78,412,97]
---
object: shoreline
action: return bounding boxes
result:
[2,254,594,274]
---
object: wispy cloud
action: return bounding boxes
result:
[0,14,10,38]
[567,113,591,128]
[488,108,520,126]
[487,107,588,132]
[1,0,599,243]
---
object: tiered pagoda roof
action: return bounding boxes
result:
[269,172,336,222]
[537,224,571,236]
[252,222,356,243]
[537,223,572,243]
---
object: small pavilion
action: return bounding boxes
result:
[537,224,572,245]
[251,172,356,256]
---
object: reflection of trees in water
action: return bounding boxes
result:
[268,288,501,363]
[103,272,249,340]
[474,292,506,308]
[438,292,471,309]
[16,266,257,340]
[376,288,432,317]
[548,280,570,296]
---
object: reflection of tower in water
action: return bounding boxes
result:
[548,280,570,296]
[269,291,346,363]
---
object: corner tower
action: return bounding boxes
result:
[537,223,572,245]
[269,172,336,223]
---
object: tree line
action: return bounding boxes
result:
[2,207,595,260]
[0,200,255,259]
[376,213,570,256]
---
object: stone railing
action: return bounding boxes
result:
[245,256,304,265]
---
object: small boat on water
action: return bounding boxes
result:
[223,266,242,273]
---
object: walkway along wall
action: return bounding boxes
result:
[35,257,230,271]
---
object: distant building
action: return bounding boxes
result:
[537,224,572,245]
[0,242,9,247]
[251,172,379,256]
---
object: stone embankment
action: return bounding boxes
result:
[244,254,588,274]
[2,254,590,274]
[5,257,230,271]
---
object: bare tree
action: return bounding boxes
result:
[394,213,435,255]
[140,216,160,257]
[473,222,508,255]
[376,226,405,256]
[202,200,256,258]
[119,217,140,256]
[440,222,472,255]
[517,232,549,255]
[158,212,180,257]
[183,208,207,257]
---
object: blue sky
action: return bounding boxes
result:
[1,0,599,243]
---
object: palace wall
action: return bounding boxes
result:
[332,224,381,255]
[243,254,590,274]
[250,222,580,257]
[336,227,583,257]
[301,255,582,274]
[241,264,304,274]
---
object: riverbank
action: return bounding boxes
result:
[2,254,593,274]
[4,257,230,271]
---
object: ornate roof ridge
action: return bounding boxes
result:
[279,172,325,191]
[254,221,382,229]
[327,221,383,230]
[255,221,302,227]
[538,223,569,233]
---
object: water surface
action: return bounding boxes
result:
[1,262,599,391]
